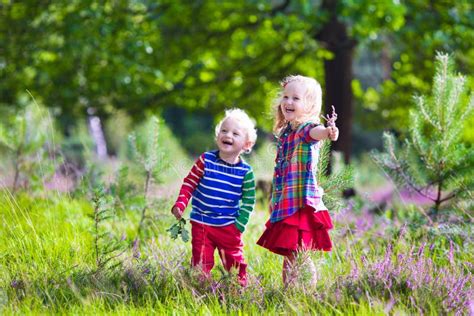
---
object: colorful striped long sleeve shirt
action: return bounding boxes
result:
[173,150,256,232]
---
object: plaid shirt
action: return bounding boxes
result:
[270,122,324,223]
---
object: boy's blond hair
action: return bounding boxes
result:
[215,108,257,152]
[273,75,322,134]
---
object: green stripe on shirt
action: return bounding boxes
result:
[235,169,256,232]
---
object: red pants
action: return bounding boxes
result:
[191,221,247,285]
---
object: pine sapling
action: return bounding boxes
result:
[91,185,127,272]
[318,107,354,211]
[0,98,59,192]
[128,116,167,239]
[371,52,474,216]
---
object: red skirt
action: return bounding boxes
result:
[257,206,333,256]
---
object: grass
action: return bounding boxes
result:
[0,186,472,315]
[0,112,471,314]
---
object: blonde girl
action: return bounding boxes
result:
[257,75,338,284]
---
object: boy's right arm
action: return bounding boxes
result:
[171,154,205,219]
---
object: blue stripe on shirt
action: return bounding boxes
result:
[190,150,251,227]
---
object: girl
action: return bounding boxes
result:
[256,75,339,284]
[171,108,257,286]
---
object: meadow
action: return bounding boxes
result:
[2,1,473,314]
[0,117,472,315]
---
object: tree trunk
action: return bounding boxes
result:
[87,109,109,160]
[317,4,356,165]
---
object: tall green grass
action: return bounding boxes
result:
[0,112,471,315]
[1,189,471,315]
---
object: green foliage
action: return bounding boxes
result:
[91,185,126,271]
[154,116,193,183]
[372,53,474,214]
[1,192,472,314]
[166,218,190,242]
[61,120,95,171]
[127,115,169,238]
[0,0,409,133]
[3,0,472,156]
[128,116,166,185]
[103,110,132,158]
[0,100,60,192]
[318,141,354,210]
[108,165,141,213]
[356,1,474,132]
[69,120,112,198]
[339,0,406,39]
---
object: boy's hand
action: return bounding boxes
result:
[171,206,183,220]
[328,126,339,141]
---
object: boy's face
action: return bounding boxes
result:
[280,81,306,123]
[216,117,251,156]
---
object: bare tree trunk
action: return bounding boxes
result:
[87,108,108,160]
[317,1,356,166]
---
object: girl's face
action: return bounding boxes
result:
[280,81,307,123]
[216,117,251,156]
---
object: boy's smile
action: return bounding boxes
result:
[216,117,250,161]
[221,139,233,146]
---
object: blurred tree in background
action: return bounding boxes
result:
[1,0,472,158]
[354,1,474,134]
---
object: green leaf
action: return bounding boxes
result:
[167,218,189,242]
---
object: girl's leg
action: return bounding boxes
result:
[283,250,318,287]
[282,252,297,285]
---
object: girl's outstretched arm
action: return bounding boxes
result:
[171,154,205,219]
[309,125,339,141]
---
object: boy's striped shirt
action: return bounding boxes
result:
[173,150,256,232]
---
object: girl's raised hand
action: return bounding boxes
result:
[323,105,338,127]
[322,105,339,141]
[328,126,339,141]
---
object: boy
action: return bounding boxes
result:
[171,108,257,286]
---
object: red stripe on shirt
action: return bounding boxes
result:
[173,154,205,212]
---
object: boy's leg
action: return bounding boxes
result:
[212,224,248,286]
[191,222,216,277]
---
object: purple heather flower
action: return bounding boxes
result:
[448,240,455,265]
[132,239,141,259]
[429,243,436,252]
[468,299,474,316]
[384,297,396,314]
[417,242,426,256]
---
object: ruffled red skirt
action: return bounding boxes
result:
[257,206,333,256]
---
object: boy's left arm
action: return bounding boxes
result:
[235,169,256,233]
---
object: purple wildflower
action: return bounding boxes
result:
[132,239,141,259]
[448,240,454,265]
